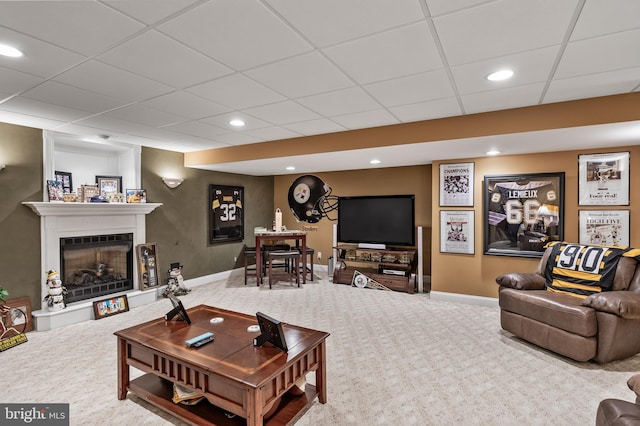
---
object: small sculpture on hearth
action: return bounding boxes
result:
[44,269,67,311]
[163,262,190,297]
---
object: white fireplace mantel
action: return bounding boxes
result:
[24,201,162,330]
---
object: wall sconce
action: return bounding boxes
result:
[162,177,184,189]
[0,164,5,172]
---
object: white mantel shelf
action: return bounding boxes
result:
[23,201,162,216]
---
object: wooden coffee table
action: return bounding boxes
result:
[115,305,329,425]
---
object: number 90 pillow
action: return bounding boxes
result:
[544,242,640,298]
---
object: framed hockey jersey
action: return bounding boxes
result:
[483,172,565,257]
[209,185,244,244]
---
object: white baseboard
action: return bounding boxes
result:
[184,270,232,288]
[429,291,498,308]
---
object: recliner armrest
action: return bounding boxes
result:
[628,374,640,402]
[581,292,640,319]
[496,272,546,290]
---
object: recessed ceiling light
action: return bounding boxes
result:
[370,159,381,165]
[486,69,514,81]
[229,119,245,127]
[0,43,23,58]
[286,166,295,171]
[486,150,501,156]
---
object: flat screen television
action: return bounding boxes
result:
[337,195,415,248]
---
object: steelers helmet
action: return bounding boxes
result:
[287,175,337,223]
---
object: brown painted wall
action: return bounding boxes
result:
[431,145,640,298]
[142,147,274,282]
[273,166,432,277]
[0,123,43,307]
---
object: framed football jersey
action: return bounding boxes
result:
[483,172,565,258]
[209,185,244,244]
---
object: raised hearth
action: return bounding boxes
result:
[23,202,161,330]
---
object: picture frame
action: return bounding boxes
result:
[93,295,129,320]
[46,180,64,202]
[440,210,475,254]
[209,185,244,244]
[1,296,33,333]
[579,210,630,247]
[136,243,158,289]
[126,189,147,203]
[439,162,474,206]
[484,172,565,258]
[578,152,630,206]
[96,175,122,196]
[54,171,73,193]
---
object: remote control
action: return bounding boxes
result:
[185,332,214,348]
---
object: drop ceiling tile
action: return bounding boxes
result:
[461,83,545,114]
[0,110,65,130]
[434,0,578,65]
[364,69,455,107]
[426,0,490,17]
[265,0,424,47]
[21,81,125,113]
[187,74,286,110]
[545,67,640,104]
[200,113,271,132]
[52,123,128,140]
[389,97,462,122]
[245,52,352,98]
[213,132,262,146]
[98,30,232,88]
[54,60,173,102]
[0,97,91,122]
[162,120,229,139]
[555,29,640,79]
[158,0,312,70]
[0,2,144,56]
[243,126,302,142]
[283,118,347,135]
[0,27,86,78]
[244,101,320,125]
[75,114,155,135]
[139,91,231,119]
[0,66,43,95]
[104,0,201,25]
[324,22,442,85]
[102,104,185,127]
[297,86,380,117]
[331,109,399,130]
[451,46,560,95]
[571,0,640,40]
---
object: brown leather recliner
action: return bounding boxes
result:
[597,375,640,425]
[496,245,640,363]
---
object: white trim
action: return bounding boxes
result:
[429,291,498,308]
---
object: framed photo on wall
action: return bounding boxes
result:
[136,243,158,289]
[439,162,474,206]
[578,152,629,206]
[484,172,564,258]
[209,185,244,244]
[579,210,630,247]
[440,210,475,254]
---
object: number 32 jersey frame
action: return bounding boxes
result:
[209,185,244,244]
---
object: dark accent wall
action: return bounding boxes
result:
[141,147,273,284]
[0,123,43,307]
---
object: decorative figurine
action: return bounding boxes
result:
[163,263,190,297]
[44,269,67,311]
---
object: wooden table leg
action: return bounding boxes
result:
[316,341,327,404]
[117,337,129,400]
[246,387,262,426]
[256,237,262,286]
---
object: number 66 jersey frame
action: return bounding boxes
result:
[484,172,565,258]
[209,184,244,244]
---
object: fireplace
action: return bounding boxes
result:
[23,201,161,330]
[60,233,134,303]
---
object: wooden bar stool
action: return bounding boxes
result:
[244,246,257,286]
[267,251,301,288]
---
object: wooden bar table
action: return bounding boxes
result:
[255,230,307,285]
[115,305,329,425]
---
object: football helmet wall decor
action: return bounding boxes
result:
[287,175,337,223]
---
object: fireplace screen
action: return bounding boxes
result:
[60,233,134,304]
